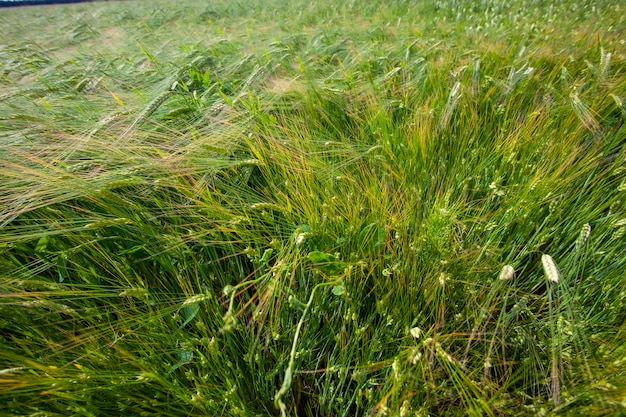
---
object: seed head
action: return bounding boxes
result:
[182,294,211,306]
[576,223,591,250]
[541,254,560,284]
[410,327,422,339]
[499,265,515,281]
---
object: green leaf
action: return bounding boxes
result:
[169,350,194,373]
[357,222,385,249]
[57,253,67,283]
[308,251,346,275]
[288,295,307,311]
[332,283,344,296]
[35,235,50,253]
[297,224,311,233]
[357,223,377,246]
[308,250,336,263]
[180,304,200,328]
[177,350,194,363]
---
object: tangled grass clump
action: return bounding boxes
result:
[1,0,625,415]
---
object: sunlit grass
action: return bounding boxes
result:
[1,0,625,415]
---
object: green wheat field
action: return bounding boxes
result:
[1,0,625,415]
